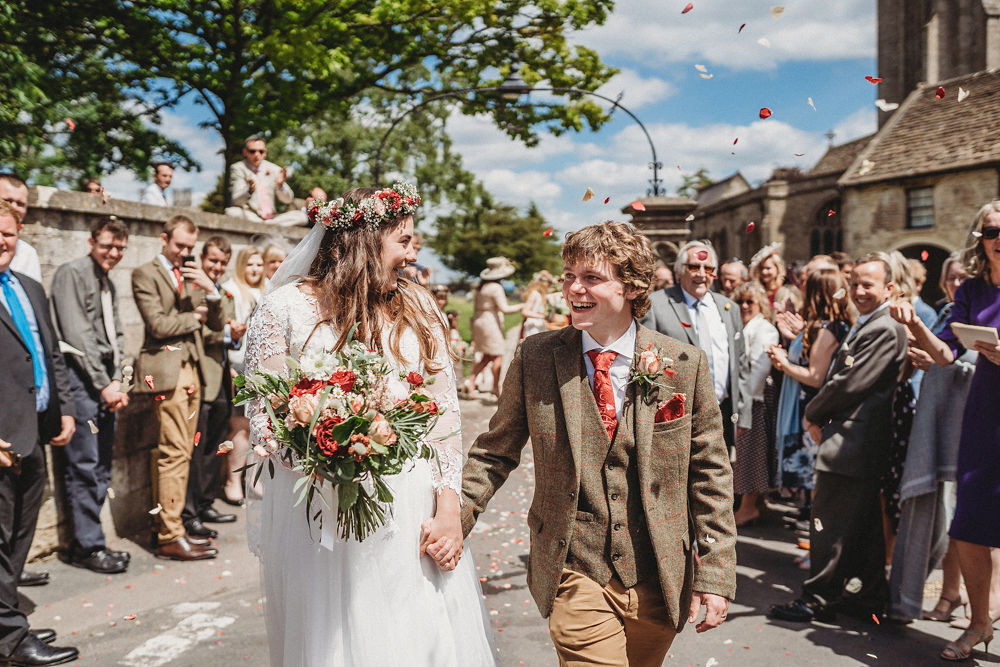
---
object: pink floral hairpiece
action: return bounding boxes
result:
[307,182,421,232]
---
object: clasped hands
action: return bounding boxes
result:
[419,512,463,571]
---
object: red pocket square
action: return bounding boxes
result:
[655,393,686,423]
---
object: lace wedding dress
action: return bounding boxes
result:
[243,283,499,666]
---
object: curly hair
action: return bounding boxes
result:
[731,280,772,321]
[562,221,656,318]
[305,187,445,374]
[963,200,1000,283]
[801,266,853,360]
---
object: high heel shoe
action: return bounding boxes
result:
[940,627,993,661]
[924,594,969,622]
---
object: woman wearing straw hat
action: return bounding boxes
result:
[465,257,521,397]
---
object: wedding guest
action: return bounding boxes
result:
[730,281,778,527]
[140,162,174,207]
[891,200,1000,660]
[770,254,907,624]
[431,284,450,312]
[181,237,241,540]
[465,257,521,398]
[262,242,288,281]
[462,221,736,663]
[906,258,938,327]
[82,179,103,195]
[520,270,555,339]
[131,215,223,560]
[0,173,41,283]
[718,259,747,297]
[653,262,674,289]
[749,243,786,309]
[225,136,306,226]
[830,251,853,285]
[221,246,264,505]
[0,200,80,666]
[49,217,132,574]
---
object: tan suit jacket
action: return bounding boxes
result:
[200,287,237,401]
[130,259,224,394]
[462,322,737,630]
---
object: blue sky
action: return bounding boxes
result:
[104,0,879,281]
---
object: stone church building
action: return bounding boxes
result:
[635,0,1000,300]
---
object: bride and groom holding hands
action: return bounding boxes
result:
[243,183,737,666]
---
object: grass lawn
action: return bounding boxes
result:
[445,296,521,342]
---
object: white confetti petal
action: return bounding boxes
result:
[833,288,846,299]
[770,6,785,18]
[807,97,816,111]
[757,37,771,48]
[107,487,116,499]
[87,420,99,434]
[148,503,163,515]
[685,214,695,222]
[958,86,970,102]
[694,64,708,73]
[845,355,855,367]
[858,159,876,176]
[875,99,899,112]
[731,413,739,424]
[698,73,714,79]
[845,577,863,594]
[704,535,716,543]
[814,517,823,531]
[707,658,719,667]
[582,187,595,202]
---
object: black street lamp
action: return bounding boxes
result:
[372,69,664,196]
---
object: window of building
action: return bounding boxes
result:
[810,198,843,256]
[906,187,935,228]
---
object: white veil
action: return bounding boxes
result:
[266,223,327,294]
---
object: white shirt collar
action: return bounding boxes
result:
[681,286,710,308]
[581,320,636,361]
[855,301,889,328]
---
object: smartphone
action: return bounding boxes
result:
[181,254,196,278]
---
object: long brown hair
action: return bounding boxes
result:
[964,200,1000,283]
[305,187,445,373]
[801,267,853,359]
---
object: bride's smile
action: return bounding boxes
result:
[381,214,416,291]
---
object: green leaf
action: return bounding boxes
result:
[338,481,360,510]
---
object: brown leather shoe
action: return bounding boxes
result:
[184,533,214,547]
[155,536,218,561]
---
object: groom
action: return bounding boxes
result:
[459,222,737,665]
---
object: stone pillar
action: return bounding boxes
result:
[984,0,1000,68]
[623,196,697,266]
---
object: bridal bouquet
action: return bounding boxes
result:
[234,334,441,541]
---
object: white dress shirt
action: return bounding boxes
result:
[141,183,169,206]
[582,321,636,422]
[681,287,731,403]
[10,239,42,283]
[743,314,779,401]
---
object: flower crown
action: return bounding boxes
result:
[307,182,421,232]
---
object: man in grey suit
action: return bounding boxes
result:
[769,253,907,624]
[641,240,751,450]
[0,200,80,665]
[224,135,306,226]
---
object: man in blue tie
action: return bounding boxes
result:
[0,200,80,665]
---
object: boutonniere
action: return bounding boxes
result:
[629,343,677,402]
[224,290,233,299]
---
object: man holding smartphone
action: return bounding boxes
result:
[131,215,223,561]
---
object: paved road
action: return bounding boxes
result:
[18,396,994,666]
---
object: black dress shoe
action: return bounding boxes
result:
[108,549,131,562]
[1,632,78,666]
[184,519,218,539]
[199,507,236,524]
[16,571,49,587]
[30,629,55,645]
[768,598,835,623]
[70,548,128,575]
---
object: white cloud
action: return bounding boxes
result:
[478,168,563,203]
[575,0,874,70]
[594,69,677,109]
[445,111,577,173]
[832,105,878,143]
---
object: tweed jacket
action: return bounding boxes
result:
[228,158,294,217]
[641,285,752,439]
[200,286,237,401]
[0,271,75,457]
[130,258,224,394]
[461,322,737,630]
[804,306,908,480]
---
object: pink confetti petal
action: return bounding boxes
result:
[936,87,946,99]
[921,250,929,261]
[144,375,155,390]
[542,227,553,237]
[66,118,76,130]
[864,76,882,84]
[696,249,709,261]
[738,23,746,33]
[603,196,610,204]
[630,201,646,211]
[745,221,755,233]
[733,137,739,145]
[681,2,694,13]
[681,321,692,328]
[759,107,772,119]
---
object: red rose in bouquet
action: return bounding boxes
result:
[328,369,358,393]
[315,415,346,456]
[405,371,424,387]
[290,377,326,397]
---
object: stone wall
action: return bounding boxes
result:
[20,187,307,558]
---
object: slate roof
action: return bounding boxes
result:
[840,68,1000,186]
[809,134,874,176]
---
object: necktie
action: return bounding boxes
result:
[256,171,275,220]
[587,349,619,440]
[100,275,120,368]
[1,273,44,390]
[695,299,715,376]
[171,266,183,294]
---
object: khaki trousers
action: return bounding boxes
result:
[150,361,201,543]
[549,569,677,667]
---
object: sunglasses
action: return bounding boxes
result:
[685,263,716,274]
[736,299,756,306]
[246,148,266,154]
[979,227,1000,240]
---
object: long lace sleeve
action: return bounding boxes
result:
[244,296,291,451]
[423,308,464,498]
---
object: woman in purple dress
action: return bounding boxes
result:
[892,200,1000,661]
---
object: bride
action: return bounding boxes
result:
[243,183,499,666]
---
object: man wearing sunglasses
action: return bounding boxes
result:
[641,241,752,452]
[224,135,306,226]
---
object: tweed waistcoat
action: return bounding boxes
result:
[566,379,657,588]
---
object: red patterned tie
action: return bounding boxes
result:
[171,266,183,294]
[587,349,619,440]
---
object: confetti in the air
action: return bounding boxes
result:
[682,2,694,13]
[739,23,746,33]
[794,153,805,156]
[814,517,824,532]
[698,73,714,79]
[582,187,595,201]
[758,107,772,119]
[695,64,708,73]
[958,87,970,102]
[66,119,76,130]
[148,504,163,515]
[872,614,880,625]
[864,75,882,84]
[144,375,155,390]
[543,227,554,237]
[770,6,784,18]
[733,137,739,145]
[921,250,929,261]
[603,196,610,204]
[875,99,899,112]
[827,209,836,216]
[193,431,201,447]
[685,214,695,222]
[681,321,692,328]
[858,159,875,175]
[630,201,646,212]
[745,221,755,233]
[833,288,846,300]
[217,440,235,455]
[845,355,855,367]
[87,420,99,434]
[936,86,946,99]
[807,97,816,111]
[757,37,771,48]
